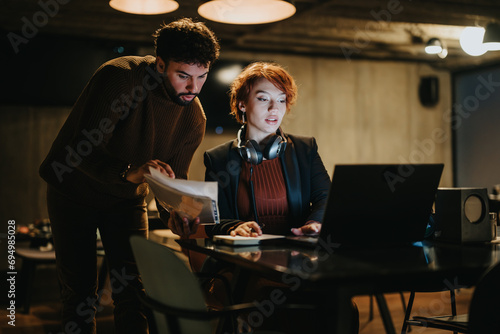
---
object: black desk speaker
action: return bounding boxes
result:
[434,188,491,243]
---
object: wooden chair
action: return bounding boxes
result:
[130,235,316,334]
[402,262,500,333]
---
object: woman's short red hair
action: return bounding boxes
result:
[229,62,298,124]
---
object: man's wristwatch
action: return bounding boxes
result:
[120,163,132,182]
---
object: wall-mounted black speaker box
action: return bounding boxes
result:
[419,76,439,107]
[434,188,491,243]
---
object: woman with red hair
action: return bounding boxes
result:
[205,61,331,237]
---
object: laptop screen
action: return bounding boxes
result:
[320,164,444,246]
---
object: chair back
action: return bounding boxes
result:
[468,261,500,333]
[130,235,212,334]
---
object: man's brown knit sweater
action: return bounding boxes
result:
[39,56,206,209]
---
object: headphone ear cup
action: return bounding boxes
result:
[237,140,263,164]
[246,140,263,164]
[263,135,285,160]
[237,146,248,162]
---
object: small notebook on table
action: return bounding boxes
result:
[213,234,285,246]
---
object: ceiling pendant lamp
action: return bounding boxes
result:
[198,0,296,25]
[109,0,179,15]
[482,22,500,51]
[460,27,487,56]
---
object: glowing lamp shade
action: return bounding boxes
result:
[483,22,500,51]
[109,0,179,15]
[198,0,296,24]
[460,27,487,56]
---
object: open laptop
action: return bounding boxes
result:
[286,163,444,249]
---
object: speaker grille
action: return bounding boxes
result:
[464,195,485,223]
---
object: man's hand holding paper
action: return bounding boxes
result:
[145,167,220,237]
[167,211,200,238]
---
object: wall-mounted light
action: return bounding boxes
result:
[425,38,442,54]
[425,38,447,58]
[198,0,296,25]
[109,0,179,15]
[460,27,487,56]
[483,22,500,51]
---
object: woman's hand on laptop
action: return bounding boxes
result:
[230,222,262,237]
[291,221,321,236]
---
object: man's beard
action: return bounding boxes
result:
[175,93,198,106]
[163,77,197,106]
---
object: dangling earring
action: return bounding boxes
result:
[241,112,246,124]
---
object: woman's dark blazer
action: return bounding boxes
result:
[203,133,331,236]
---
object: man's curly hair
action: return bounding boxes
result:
[153,18,220,67]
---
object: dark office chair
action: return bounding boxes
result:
[130,235,316,334]
[401,288,457,334]
[402,262,500,333]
